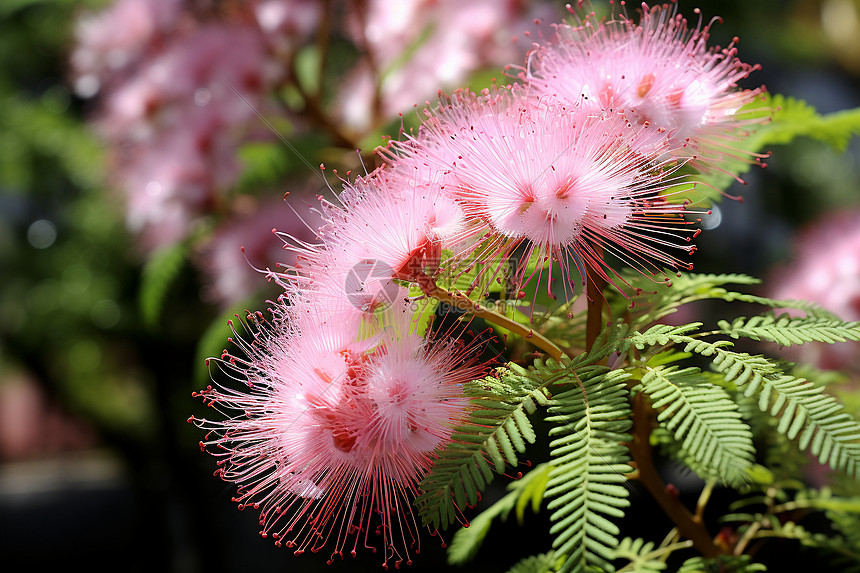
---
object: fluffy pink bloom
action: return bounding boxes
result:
[769,210,860,371]
[390,89,700,298]
[521,2,767,169]
[274,170,469,319]
[191,298,490,566]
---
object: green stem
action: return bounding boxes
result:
[313,0,332,105]
[428,285,566,362]
[733,485,777,556]
[696,480,717,521]
[772,500,815,513]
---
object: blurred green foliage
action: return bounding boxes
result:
[0,0,163,439]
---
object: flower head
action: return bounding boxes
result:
[192,298,491,567]
[521,2,767,170]
[274,169,469,320]
[391,88,700,298]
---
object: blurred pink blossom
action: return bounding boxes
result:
[194,196,323,307]
[337,0,525,131]
[769,209,860,371]
[251,0,322,55]
[0,373,95,460]
[73,3,284,252]
[70,0,183,97]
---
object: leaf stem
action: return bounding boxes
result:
[629,393,723,558]
[696,480,717,521]
[734,485,778,556]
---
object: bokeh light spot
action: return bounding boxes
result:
[27,219,57,249]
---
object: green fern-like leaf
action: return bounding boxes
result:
[715,292,841,320]
[624,323,708,352]
[628,327,860,478]
[718,364,860,477]
[544,367,633,573]
[612,537,673,572]
[714,373,808,482]
[416,362,551,530]
[618,271,839,331]
[448,463,552,565]
[677,554,767,573]
[639,366,755,487]
[718,313,860,346]
[506,552,560,573]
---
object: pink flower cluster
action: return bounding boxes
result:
[521,1,766,169]
[769,209,860,371]
[69,0,539,306]
[194,296,491,566]
[192,2,766,567]
[71,0,301,251]
[337,0,529,131]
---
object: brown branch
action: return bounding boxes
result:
[313,0,333,106]
[284,56,362,151]
[629,393,723,558]
[585,263,607,352]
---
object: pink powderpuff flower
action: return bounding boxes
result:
[768,209,860,372]
[520,1,767,171]
[390,88,701,299]
[274,168,470,319]
[191,297,492,567]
